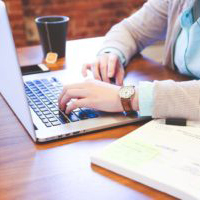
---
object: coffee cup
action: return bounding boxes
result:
[35,16,69,70]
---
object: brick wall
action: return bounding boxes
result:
[4,0,145,47]
[3,0,27,46]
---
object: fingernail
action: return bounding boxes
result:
[65,111,69,115]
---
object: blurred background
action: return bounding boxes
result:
[4,0,146,47]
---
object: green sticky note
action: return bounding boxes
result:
[100,136,160,168]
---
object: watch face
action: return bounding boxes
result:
[119,86,135,98]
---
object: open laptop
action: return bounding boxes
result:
[0,1,146,143]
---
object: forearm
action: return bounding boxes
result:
[133,80,200,121]
[101,0,168,65]
[152,80,200,120]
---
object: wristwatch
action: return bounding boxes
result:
[119,86,135,114]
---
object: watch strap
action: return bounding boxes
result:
[121,97,134,114]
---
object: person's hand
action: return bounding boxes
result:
[82,53,125,86]
[58,79,123,114]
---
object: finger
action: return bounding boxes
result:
[91,59,101,80]
[59,92,71,111]
[59,89,87,110]
[58,84,77,105]
[107,54,118,78]
[58,82,87,105]
[65,99,88,114]
[82,64,92,77]
[58,86,68,105]
[115,66,125,86]
[99,56,110,83]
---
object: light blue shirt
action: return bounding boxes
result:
[174,6,195,77]
[174,2,200,78]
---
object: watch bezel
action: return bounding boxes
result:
[119,86,135,99]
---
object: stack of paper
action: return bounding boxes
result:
[91,119,200,200]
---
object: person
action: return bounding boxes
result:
[59,0,200,121]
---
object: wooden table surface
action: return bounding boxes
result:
[0,37,190,200]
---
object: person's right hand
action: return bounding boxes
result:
[82,53,125,86]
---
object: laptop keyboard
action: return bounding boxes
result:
[24,77,99,127]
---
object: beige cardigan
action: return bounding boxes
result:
[101,0,200,120]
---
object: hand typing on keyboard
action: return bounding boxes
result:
[25,78,100,127]
[58,79,124,114]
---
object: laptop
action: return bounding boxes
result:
[0,1,146,143]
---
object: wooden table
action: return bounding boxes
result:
[0,38,190,200]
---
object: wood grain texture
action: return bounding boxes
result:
[0,38,190,200]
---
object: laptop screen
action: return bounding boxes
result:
[0,1,36,141]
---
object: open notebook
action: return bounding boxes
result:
[91,119,200,200]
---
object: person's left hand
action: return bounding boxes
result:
[58,79,123,114]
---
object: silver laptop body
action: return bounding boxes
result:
[0,1,144,143]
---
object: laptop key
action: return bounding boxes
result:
[39,115,46,119]
[53,110,59,115]
[33,108,40,112]
[42,119,48,123]
[51,121,61,126]
[47,104,55,108]
[74,111,88,120]
[45,122,52,127]
[43,111,51,115]
[36,111,43,116]
[51,77,59,82]
[68,112,80,122]
[57,112,69,124]
[81,109,99,118]
[40,108,48,112]
[38,105,45,109]
[35,102,42,105]
[51,107,57,111]
[46,114,54,118]
[48,117,58,122]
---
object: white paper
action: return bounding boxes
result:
[91,119,200,199]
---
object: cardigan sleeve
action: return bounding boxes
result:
[138,81,154,116]
[100,0,169,65]
[152,80,200,120]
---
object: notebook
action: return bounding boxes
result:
[91,119,200,200]
[0,1,146,143]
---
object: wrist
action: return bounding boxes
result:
[119,86,136,114]
[131,87,139,111]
